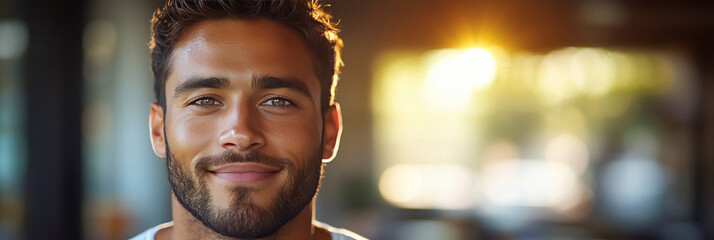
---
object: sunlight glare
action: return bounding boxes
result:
[423,48,496,110]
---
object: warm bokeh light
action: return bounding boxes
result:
[373,50,484,175]
[544,134,590,175]
[536,48,617,104]
[378,164,422,205]
[379,164,478,210]
[533,47,676,107]
[480,159,581,208]
[374,45,687,230]
[423,48,496,111]
[569,48,616,96]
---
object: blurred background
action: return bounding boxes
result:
[1,0,714,239]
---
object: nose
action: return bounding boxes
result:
[218,102,265,151]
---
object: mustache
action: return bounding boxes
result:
[194,151,291,172]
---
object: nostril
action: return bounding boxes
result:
[222,142,238,148]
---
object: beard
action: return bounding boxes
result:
[166,146,323,239]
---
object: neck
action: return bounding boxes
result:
[161,193,320,240]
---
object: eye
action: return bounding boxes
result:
[191,97,221,107]
[261,97,293,107]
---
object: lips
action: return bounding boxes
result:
[208,163,281,183]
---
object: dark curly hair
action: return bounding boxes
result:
[149,0,343,112]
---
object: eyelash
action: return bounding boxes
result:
[261,96,295,108]
[189,96,222,108]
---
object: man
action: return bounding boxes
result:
[130,0,365,239]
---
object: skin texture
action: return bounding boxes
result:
[148,18,342,240]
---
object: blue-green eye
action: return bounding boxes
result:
[262,98,293,107]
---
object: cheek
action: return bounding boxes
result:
[267,115,322,158]
[166,115,216,163]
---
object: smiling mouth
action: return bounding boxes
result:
[208,163,281,184]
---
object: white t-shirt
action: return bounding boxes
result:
[129,221,367,240]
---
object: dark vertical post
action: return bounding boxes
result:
[694,36,714,240]
[22,0,85,239]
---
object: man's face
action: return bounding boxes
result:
[148,18,341,238]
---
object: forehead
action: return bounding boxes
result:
[166,18,319,97]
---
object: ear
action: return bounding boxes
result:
[321,102,343,162]
[149,102,167,158]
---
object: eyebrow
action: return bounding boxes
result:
[173,77,230,98]
[251,75,312,98]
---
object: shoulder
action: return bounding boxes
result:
[129,222,174,240]
[313,221,369,240]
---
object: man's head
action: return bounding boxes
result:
[147,0,343,238]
